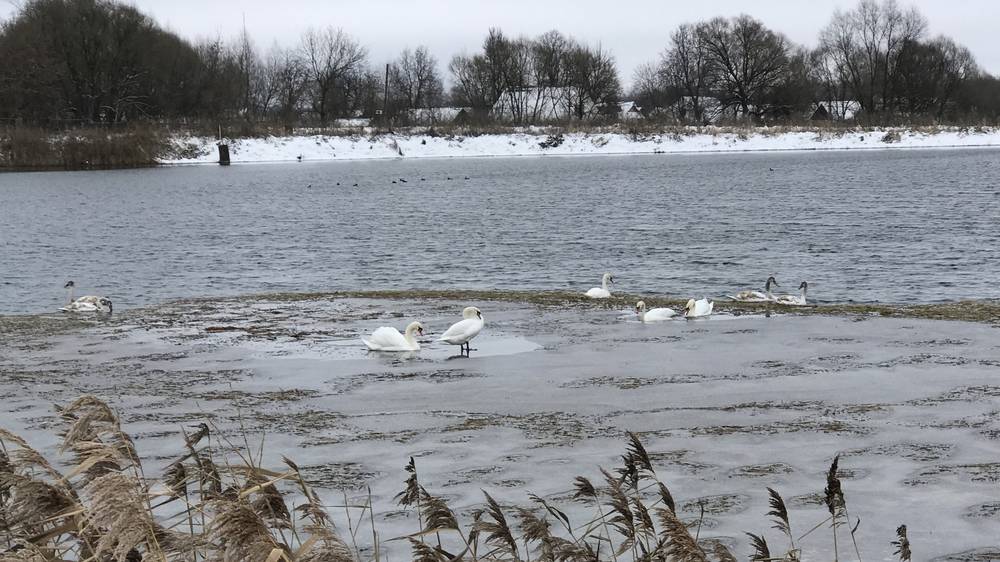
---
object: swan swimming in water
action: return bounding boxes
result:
[59,281,113,313]
[362,321,425,351]
[438,306,484,354]
[683,298,713,318]
[585,273,614,299]
[728,276,779,302]
[635,301,677,322]
[775,282,809,306]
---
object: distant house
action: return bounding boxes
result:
[810,104,831,121]
[666,96,732,124]
[619,101,644,120]
[491,87,598,122]
[811,100,862,121]
[404,107,472,124]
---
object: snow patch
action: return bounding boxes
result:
[162,127,1000,165]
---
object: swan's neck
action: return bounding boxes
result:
[637,309,645,321]
[766,287,773,299]
[404,329,418,345]
[800,287,807,300]
[67,286,74,304]
[602,278,609,290]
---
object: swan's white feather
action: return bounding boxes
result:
[60,296,108,313]
[729,290,770,302]
[685,298,714,318]
[642,307,677,322]
[362,326,419,351]
[438,318,483,345]
[585,287,611,299]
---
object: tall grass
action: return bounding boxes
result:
[1,396,910,561]
[0,126,166,170]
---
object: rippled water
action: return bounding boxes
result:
[2,149,999,314]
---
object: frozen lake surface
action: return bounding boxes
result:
[2,149,1000,315]
[3,295,999,560]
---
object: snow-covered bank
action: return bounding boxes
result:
[162,127,1000,164]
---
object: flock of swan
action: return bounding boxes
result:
[56,273,809,355]
[585,272,810,323]
[362,306,484,354]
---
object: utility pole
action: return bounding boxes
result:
[382,63,390,128]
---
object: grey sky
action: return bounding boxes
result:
[3,0,998,88]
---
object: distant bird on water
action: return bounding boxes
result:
[728,276,779,302]
[775,281,809,306]
[60,281,113,313]
[683,298,713,318]
[585,273,614,299]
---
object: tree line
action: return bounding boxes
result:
[1,0,999,128]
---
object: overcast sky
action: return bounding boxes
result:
[3,0,998,88]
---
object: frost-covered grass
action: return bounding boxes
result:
[0,126,166,169]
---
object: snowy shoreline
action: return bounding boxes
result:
[162,127,1000,165]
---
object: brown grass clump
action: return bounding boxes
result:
[0,396,912,561]
[0,125,167,170]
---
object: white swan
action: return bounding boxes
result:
[59,281,113,313]
[775,282,809,306]
[585,273,614,299]
[683,298,713,318]
[728,276,779,302]
[635,300,677,322]
[438,306,484,354]
[362,321,424,351]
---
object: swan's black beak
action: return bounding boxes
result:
[476,311,482,319]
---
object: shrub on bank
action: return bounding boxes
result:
[0,126,167,170]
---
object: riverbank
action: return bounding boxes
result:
[163,125,1000,165]
[5,125,1000,170]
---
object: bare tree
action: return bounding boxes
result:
[894,36,977,118]
[660,23,710,122]
[263,45,307,128]
[565,43,620,120]
[629,62,665,112]
[449,53,492,112]
[697,15,791,119]
[389,46,443,112]
[231,25,264,120]
[818,0,926,120]
[300,27,367,125]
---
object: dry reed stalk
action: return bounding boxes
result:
[890,525,911,562]
[766,487,799,559]
[654,506,707,562]
[207,498,287,562]
[600,468,636,558]
[476,491,520,561]
[745,532,770,562]
[824,456,845,562]
[82,471,178,561]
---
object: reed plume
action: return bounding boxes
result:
[476,491,520,561]
[82,471,179,562]
[746,532,770,562]
[891,525,911,561]
[655,506,707,562]
[208,498,287,562]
